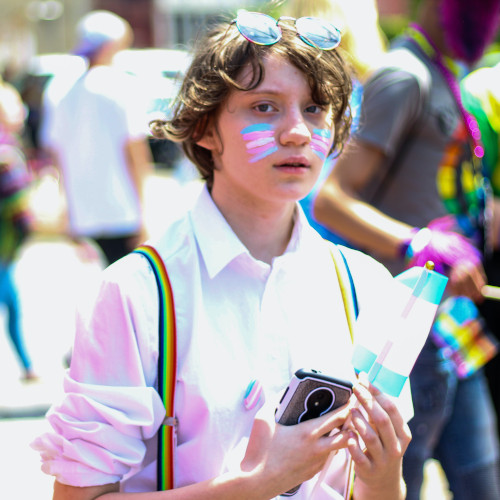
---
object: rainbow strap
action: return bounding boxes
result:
[133,245,177,491]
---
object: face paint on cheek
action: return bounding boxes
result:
[241,124,278,163]
[310,128,332,161]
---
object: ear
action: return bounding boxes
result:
[196,118,219,151]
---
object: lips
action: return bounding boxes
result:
[275,156,310,169]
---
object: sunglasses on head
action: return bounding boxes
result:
[232,11,341,51]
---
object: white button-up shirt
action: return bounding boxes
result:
[33,186,404,497]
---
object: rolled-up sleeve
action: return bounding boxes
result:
[32,255,166,486]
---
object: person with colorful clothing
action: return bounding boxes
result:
[461,58,500,445]
[0,144,36,381]
[313,0,500,498]
[0,76,37,381]
[32,10,412,500]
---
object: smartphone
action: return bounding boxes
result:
[275,368,353,426]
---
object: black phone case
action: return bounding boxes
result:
[275,368,353,426]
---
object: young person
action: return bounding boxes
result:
[313,0,500,498]
[33,11,411,499]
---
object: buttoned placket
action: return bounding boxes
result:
[254,257,295,394]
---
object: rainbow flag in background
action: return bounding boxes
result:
[432,296,498,378]
[352,264,448,397]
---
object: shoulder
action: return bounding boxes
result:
[366,46,431,102]
[337,245,393,281]
[102,214,194,299]
[334,245,394,310]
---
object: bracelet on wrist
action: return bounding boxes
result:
[398,227,420,259]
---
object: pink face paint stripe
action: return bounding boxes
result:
[311,139,330,152]
[311,146,327,161]
[242,130,275,141]
[311,128,332,161]
[247,142,277,156]
[312,136,331,147]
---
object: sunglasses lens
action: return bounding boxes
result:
[236,11,281,45]
[296,17,341,50]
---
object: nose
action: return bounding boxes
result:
[278,109,311,147]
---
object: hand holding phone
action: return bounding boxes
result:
[275,368,353,426]
[274,369,353,496]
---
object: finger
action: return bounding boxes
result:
[366,384,410,445]
[312,404,350,437]
[350,406,384,462]
[353,383,398,451]
[322,428,351,453]
[354,382,411,454]
[346,430,371,468]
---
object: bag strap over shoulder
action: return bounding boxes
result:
[133,245,177,491]
[328,243,358,499]
[329,244,359,342]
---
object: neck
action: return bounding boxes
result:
[210,187,296,265]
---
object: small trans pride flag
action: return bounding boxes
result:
[352,263,448,397]
[431,296,498,378]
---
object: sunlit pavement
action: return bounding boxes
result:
[0,170,451,499]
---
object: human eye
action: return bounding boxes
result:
[305,103,327,115]
[254,102,277,113]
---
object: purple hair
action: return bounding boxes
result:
[440,0,500,63]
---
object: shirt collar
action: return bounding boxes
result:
[190,185,314,279]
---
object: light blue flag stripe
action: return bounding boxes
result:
[352,345,407,397]
[352,345,377,374]
[395,267,448,305]
[368,362,407,397]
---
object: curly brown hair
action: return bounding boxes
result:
[150,14,353,188]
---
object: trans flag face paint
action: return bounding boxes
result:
[241,124,278,163]
[311,128,332,161]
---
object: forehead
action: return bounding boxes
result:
[236,53,310,91]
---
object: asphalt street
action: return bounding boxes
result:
[0,170,451,499]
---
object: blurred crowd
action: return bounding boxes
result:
[1,0,500,499]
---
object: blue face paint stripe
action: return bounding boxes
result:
[249,146,279,163]
[241,123,274,134]
[313,128,332,138]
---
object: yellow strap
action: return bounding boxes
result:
[329,244,356,342]
[329,243,357,499]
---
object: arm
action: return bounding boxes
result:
[314,139,487,302]
[53,407,353,500]
[314,139,416,259]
